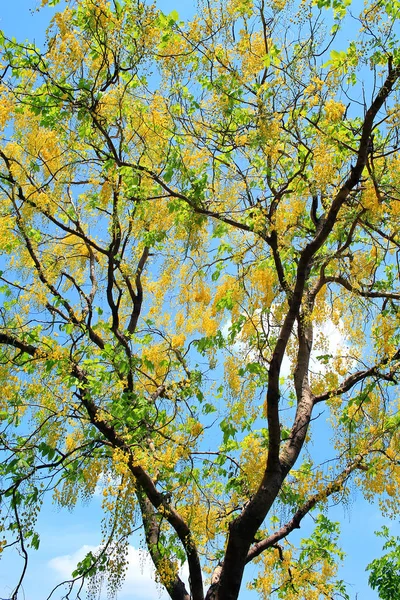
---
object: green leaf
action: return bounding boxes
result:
[31,532,40,550]
[169,9,179,22]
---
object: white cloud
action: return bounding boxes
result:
[48,544,98,579]
[49,544,189,600]
[309,318,349,375]
[222,310,352,380]
[121,546,189,599]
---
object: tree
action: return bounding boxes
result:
[367,527,400,600]
[0,0,399,598]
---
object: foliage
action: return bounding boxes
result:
[367,527,400,600]
[0,0,399,599]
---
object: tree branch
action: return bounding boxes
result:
[246,453,366,563]
[138,491,192,600]
[314,358,399,404]
[0,333,37,357]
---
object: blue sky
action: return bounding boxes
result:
[0,1,398,599]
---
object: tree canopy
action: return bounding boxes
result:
[0,0,400,598]
[367,527,400,600]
